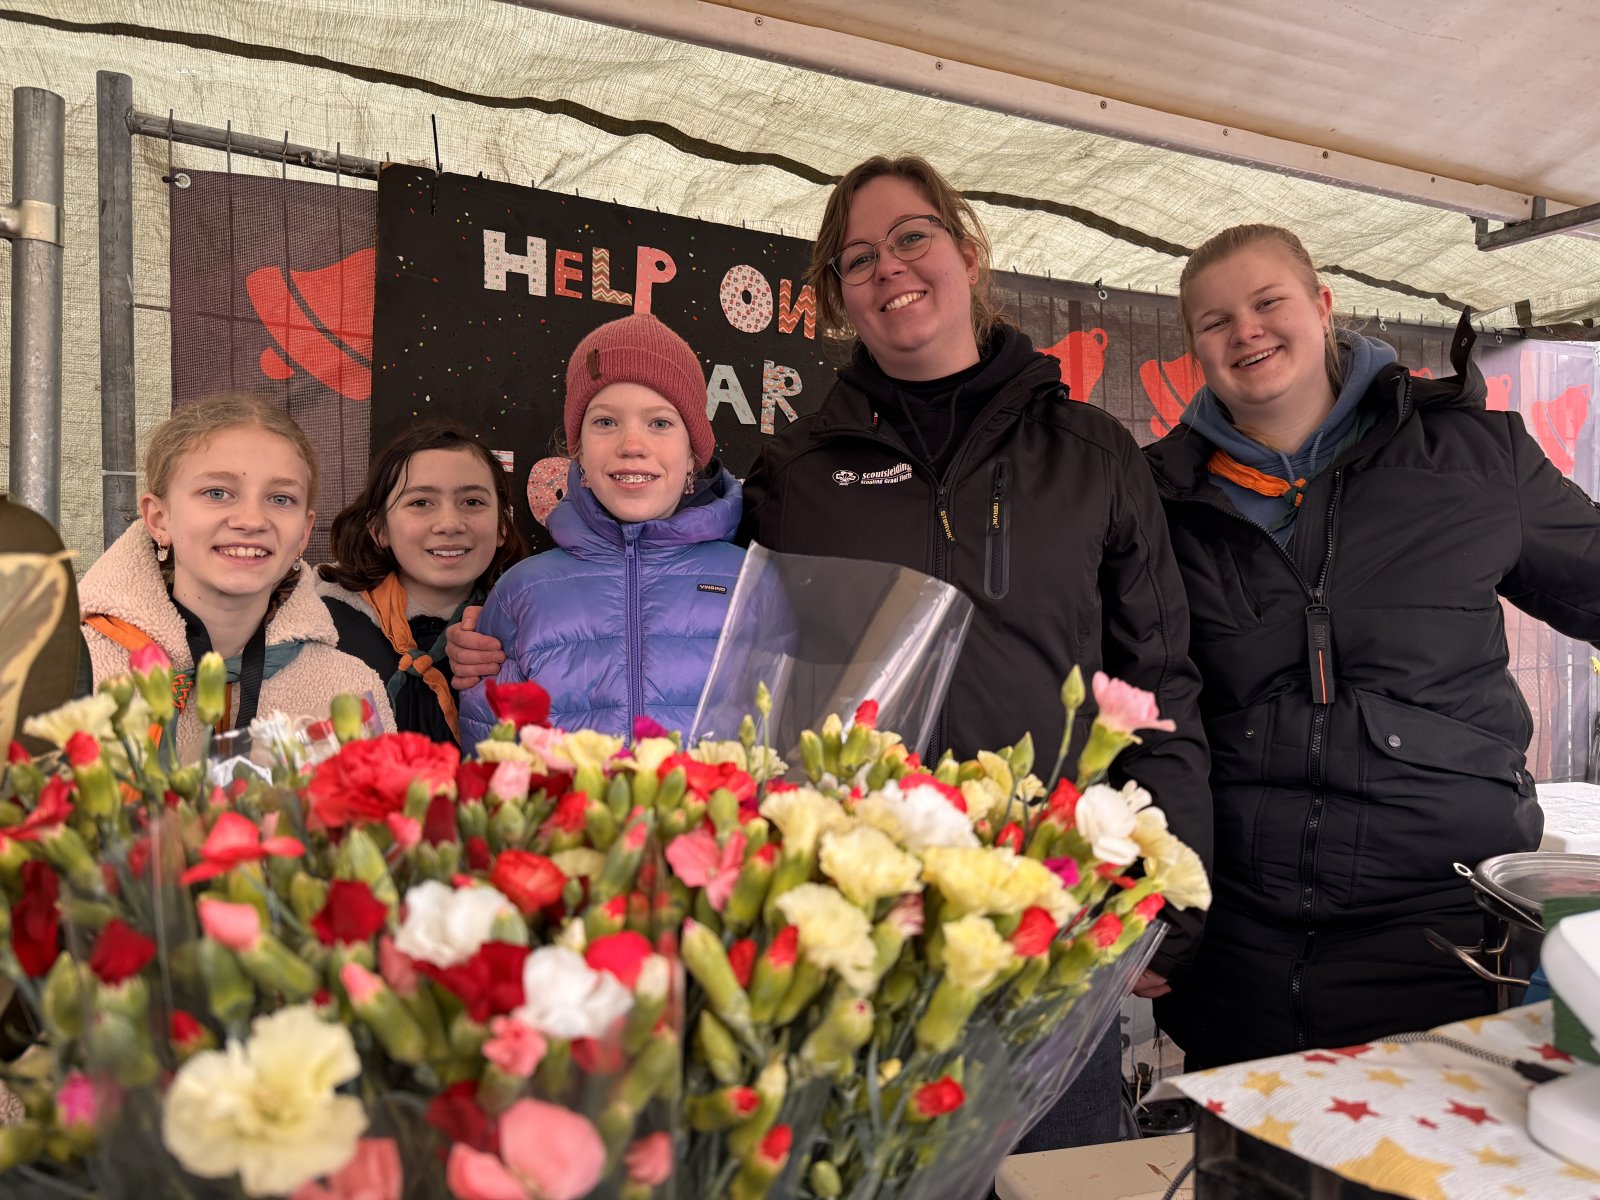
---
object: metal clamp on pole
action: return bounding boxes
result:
[0,196,64,245]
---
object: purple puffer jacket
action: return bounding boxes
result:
[459,463,745,743]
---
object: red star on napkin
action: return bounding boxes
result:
[1328,1098,1379,1122]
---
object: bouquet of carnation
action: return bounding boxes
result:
[0,552,1209,1200]
[0,653,682,1200]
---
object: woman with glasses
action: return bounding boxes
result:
[740,155,1213,1150]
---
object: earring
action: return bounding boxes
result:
[579,467,591,490]
[684,474,696,495]
[291,559,302,572]
[155,541,169,563]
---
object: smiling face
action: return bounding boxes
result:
[1183,240,1336,433]
[140,425,315,610]
[378,447,503,614]
[577,382,696,524]
[837,174,981,381]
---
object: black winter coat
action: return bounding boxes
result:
[1144,338,1600,1064]
[741,328,1213,979]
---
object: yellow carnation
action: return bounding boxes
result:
[975,750,1014,798]
[819,825,923,907]
[760,787,850,857]
[563,730,625,774]
[959,778,1008,826]
[1156,844,1212,911]
[551,848,606,879]
[921,847,1077,925]
[472,739,536,764]
[625,737,679,778]
[941,914,1016,992]
[1133,808,1182,868]
[774,883,878,993]
[691,739,787,778]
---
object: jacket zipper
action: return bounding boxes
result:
[1175,466,1346,1050]
[624,532,643,734]
[985,460,1010,599]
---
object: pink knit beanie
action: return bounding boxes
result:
[563,314,714,469]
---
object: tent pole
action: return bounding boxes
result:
[126,110,381,180]
[97,71,138,547]
[3,86,65,526]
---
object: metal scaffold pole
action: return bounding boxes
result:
[98,71,137,546]
[3,86,66,526]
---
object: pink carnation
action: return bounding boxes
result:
[1091,671,1176,736]
[197,897,261,952]
[625,1132,673,1186]
[664,826,746,912]
[483,1016,547,1078]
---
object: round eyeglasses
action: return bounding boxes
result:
[831,214,947,285]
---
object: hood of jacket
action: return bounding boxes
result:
[815,325,1063,446]
[81,522,340,668]
[548,461,743,559]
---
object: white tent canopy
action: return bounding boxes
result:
[3,0,1599,558]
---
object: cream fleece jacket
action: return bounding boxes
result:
[80,524,396,760]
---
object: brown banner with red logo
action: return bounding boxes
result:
[169,170,376,563]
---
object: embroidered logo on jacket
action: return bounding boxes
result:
[697,583,729,594]
[860,462,913,486]
[832,470,859,486]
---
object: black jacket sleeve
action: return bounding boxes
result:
[1099,436,1214,980]
[736,443,774,549]
[1497,412,1600,643]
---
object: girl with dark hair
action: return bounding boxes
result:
[317,423,526,745]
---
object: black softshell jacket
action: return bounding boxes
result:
[1143,329,1600,1062]
[741,328,1213,979]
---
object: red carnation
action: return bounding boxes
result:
[996,822,1024,852]
[465,836,492,871]
[63,731,101,768]
[421,794,459,846]
[584,931,653,989]
[126,836,152,880]
[1009,906,1058,958]
[1086,913,1124,950]
[757,1124,793,1168]
[484,680,551,729]
[764,924,800,969]
[9,776,74,843]
[1045,779,1081,826]
[657,755,756,811]
[420,942,529,1023]
[12,861,60,977]
[170,1009,205,1049]
[427,1081,498,1154]
[6,741,29,765]
[489,850,565,917]
[306,733,459,829]
[87,919,156,985]
[311,880,390,946]
[455,761,498,806]
[540,792,588,839]
[852,699,879,730]
[1134,894,1166,923]
[726,938,757,988]
[913,1076,966,1118]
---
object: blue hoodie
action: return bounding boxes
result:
[459,462,745,743]
[1180,335,1397,543]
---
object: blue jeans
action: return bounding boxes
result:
[1012,1024,1132,1152]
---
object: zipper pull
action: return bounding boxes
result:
[990,462,1007,530]
[1305,603,1336,705]
[937,486,955,543]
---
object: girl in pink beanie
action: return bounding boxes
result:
[457,314,745,740]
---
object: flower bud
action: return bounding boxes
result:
[798,994,873,1078]
[771,960,827,1029]
[585,796,618,849]
[605,773,633,821]
[730,1124,792,1200]
[914,977,981,1054]
[799,730,825,781]
[72,761,118,819]
[725,1057,787,1159]
[616,1033,680,1112]
[330,692,367,743]
[694,1009,743,1085]
[194,652,228,728]
[722,844,776,936]
[342,962,427,1064]
[40,954,86,1041]
[197,938,254,1026]
[237,931,319,1000]
[130,646,174,726]
[687,1083,761,1132]
[738,714,757,752]
[289,872,330,923]
[1008,732,1035,781]
[86,1011,159,1088]
[0,1122,44,1172]
[810,1160,843,1198]
[681,919,754,1040]
[488,799,528,851]
[336,828,398,907]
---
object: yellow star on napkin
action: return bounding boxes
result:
[1246,1115,1296,1148]
[1365,1068,1408,1087]
[1241,1070,1289,1097]
[1333,1138,1452,1200]
[1560,1161,1600,1182]
[1441,1071,1485,1094]
[1475,1146,1519,1168]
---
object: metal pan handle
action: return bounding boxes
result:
[1451,862,1543,932]
[1423,927,1531,987]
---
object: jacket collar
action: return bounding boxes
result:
[808,326,1065,448]
[548,461,743,556]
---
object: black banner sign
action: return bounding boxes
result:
[370,167,831,547]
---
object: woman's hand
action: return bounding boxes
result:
[1132,969,1171,999]
[445,606,505,689]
